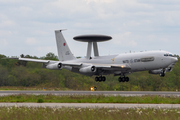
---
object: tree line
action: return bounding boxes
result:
[0,52,180,91]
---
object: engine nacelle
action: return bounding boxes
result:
[46,63,62,70]
[79,66,96,73]
[149,69,163,74]
[166,67,172,72]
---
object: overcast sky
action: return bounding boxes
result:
[0,0,180,57]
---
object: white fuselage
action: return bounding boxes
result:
[63,50,177,76]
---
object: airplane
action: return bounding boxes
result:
[10,30,178,82]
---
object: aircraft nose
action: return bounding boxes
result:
[171,57,178,63]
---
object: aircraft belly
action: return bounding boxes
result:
[71,67,94,76]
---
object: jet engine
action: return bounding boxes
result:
[149,69,163,74]
[46,63,62,70]
[79,66,96,73]
[166,67,172,72]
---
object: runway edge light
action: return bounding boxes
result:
[90,87,97,91]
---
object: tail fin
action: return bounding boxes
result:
[55,30,76,61]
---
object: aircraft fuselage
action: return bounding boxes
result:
[64,50,177,76]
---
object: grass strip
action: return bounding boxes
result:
[0,107,180,120]
[0,94,180,104]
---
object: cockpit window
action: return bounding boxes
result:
[164,53,177,57]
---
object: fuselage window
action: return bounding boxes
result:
[134,59,137,62]
[140,57,154,62]
[137,59,141,62]
[123,60,126,63]
[164,54,168,56]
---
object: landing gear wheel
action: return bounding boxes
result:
[118,76,130,82]
[125,77,129,82]
[160,73,165,77]
[122,77,125,82]
[99,77,102,82]
[95,77,99,82]
[118,77,122,82]
[95,76,106,82]
[102,76,106,82]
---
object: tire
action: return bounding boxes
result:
[95,77,99,82]
[125,77,129,82]
[160,73,165,77]
[102,77,106,82]
[122,77,125,82]
[99,77,102,82]
[118,77,122,82]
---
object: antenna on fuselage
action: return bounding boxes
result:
[73,34,112,59]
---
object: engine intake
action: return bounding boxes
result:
[166,67,172,72]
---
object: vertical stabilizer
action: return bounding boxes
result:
[55,30,76,61]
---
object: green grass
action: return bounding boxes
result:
[0,86,68,91]
[0,94,180,104]
[0,107,179,120]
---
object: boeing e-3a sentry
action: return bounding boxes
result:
[12,30,178,82]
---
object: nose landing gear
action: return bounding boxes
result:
[160,73,165,77]
[160,69,165,77]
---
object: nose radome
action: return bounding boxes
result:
[171,57,178,63]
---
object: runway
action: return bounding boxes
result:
[0,91,180,96]
[0,103,180,109]
[0,91,180,109]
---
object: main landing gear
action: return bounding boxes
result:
[160,73,165,77]
[95,76,106,82]
[118,77,129,82]
[160,69,165,77]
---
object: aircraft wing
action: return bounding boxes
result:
[61,62,131,70]
[6,57,82,66]
[6,57,130,71]
[8,57,51,63]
